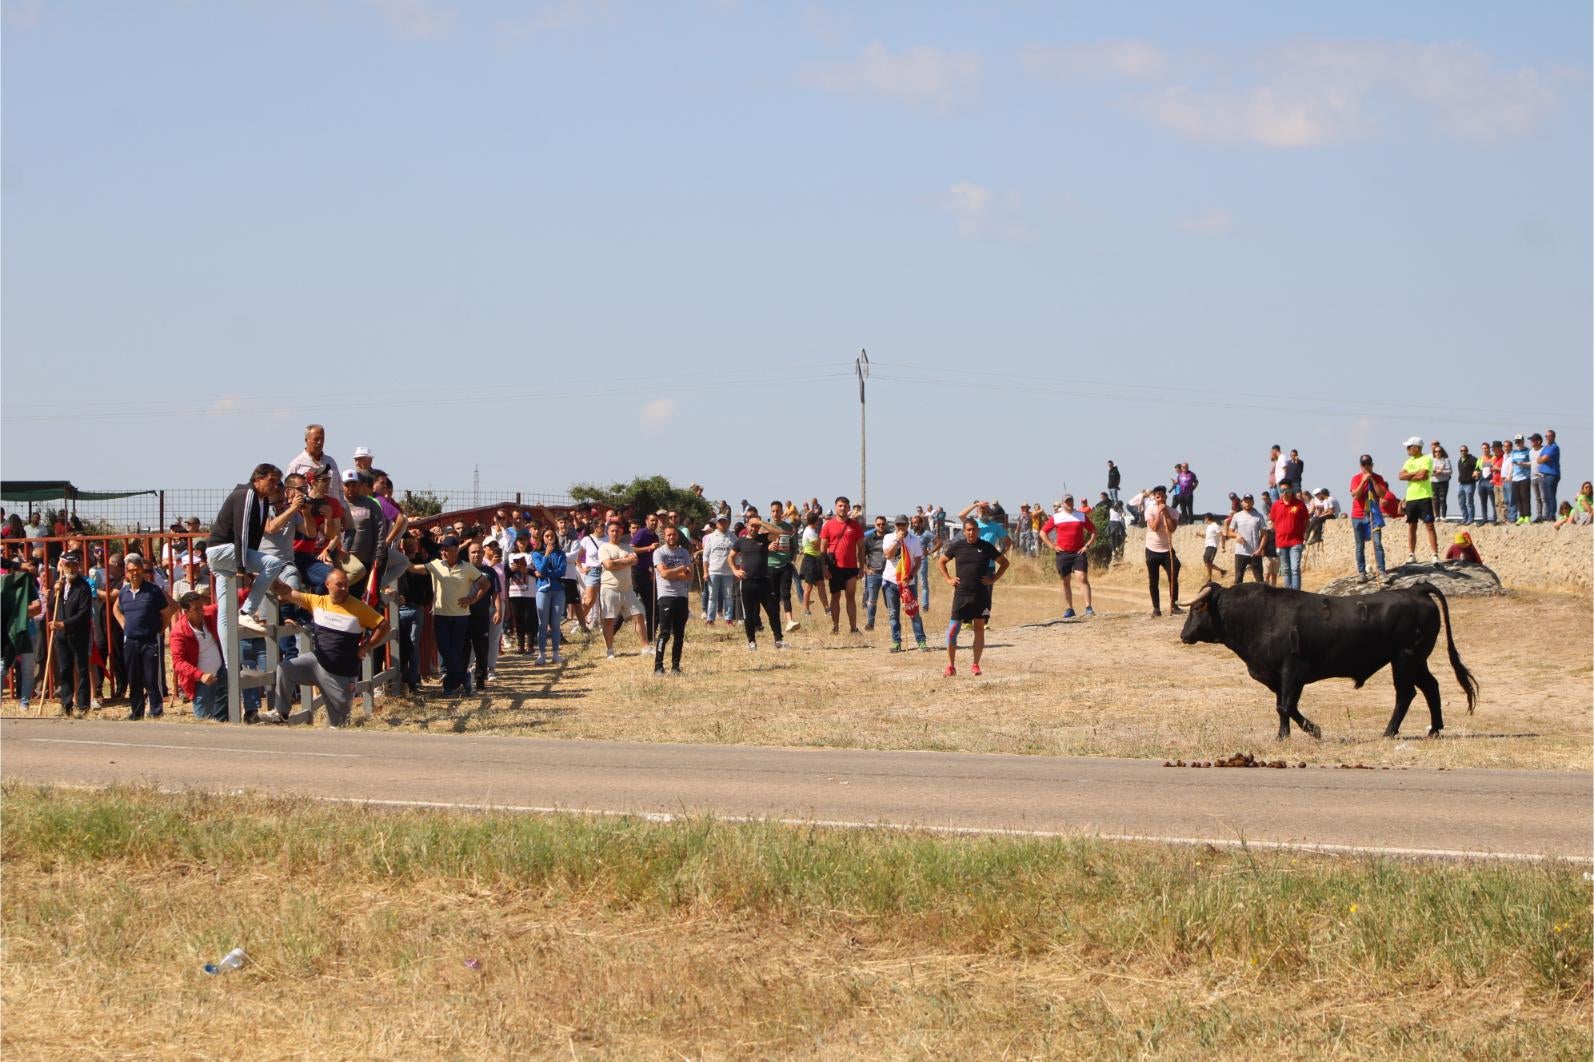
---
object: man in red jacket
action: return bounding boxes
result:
[170,591,231,721]
[1268,480,1311,590]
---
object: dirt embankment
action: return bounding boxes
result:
[1099,521,1590,594]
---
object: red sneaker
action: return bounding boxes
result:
[970,664,983,676]
[942,664,956,677]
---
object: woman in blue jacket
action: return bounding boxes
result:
[530,528,567,664]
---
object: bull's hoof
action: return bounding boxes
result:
[1382,728,1401,739]
[1425,728,1443,740]
[1303,722,1322,740]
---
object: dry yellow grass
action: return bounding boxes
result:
[4,785,1589,1059]
[349,559,1590,771]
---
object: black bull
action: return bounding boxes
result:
[1178,581,1479,740]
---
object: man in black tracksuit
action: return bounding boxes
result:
[50,556,94,716]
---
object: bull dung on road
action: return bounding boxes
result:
[1177,581,1479,741]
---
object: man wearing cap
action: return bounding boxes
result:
[286,423,340,483]
[1508,434,1532,524]
[1040,495,1095,619]
[1225,495,1265,585]
[881,515,929,652]
[339,469,386,599]
[1397,437,1440,564]
[49,554,96,717]
[1536,429,1561,523]
[408,536,487,696]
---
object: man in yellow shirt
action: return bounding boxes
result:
[408,535,489,697]
[1397,436,1440,565]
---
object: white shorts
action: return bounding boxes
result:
[600,588,643,620]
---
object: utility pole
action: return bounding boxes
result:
[856,349,869,516]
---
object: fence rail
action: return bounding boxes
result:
[6,487,574,532]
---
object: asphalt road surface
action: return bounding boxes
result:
[4,718,1588,862]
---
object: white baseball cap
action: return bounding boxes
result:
[1403,436,1423,449]
[353,445,373,459]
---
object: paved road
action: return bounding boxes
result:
[4,718,1588,862]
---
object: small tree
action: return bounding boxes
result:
[401,490,447,518]
[569,475,712,529]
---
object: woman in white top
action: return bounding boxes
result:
[506,533,537,654]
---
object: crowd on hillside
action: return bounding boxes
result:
[2,423,1587,725]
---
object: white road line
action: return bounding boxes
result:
[304,795,1592,865]
[24,738,361,760]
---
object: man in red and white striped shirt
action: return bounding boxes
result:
[1040,495,1095,619]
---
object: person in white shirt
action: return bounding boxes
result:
[1225,494,1266,585]
[881,515,928,652]
[700,516,736,626]
[1200,512,1228,582]
[576,524,608,629]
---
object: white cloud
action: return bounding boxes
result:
[1134,41,1559,147]
[370,0,456,40]
[939,181,1032,241]
[1020,40,1166,81]
[1177,208,1233,236]
[641,398,677,430]
[802,42,981,109]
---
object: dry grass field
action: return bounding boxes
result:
[345,556,1590,771]
[4,785,1589,1060]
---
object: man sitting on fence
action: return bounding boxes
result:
[265,567,388,728]
[205,464,290,656]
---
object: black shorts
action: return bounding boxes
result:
[561,578,579,602]
[951,587,992,623]
[1404,497,1434,524]
[1054,551,1088,578]
[800,555,824,585]
[828,565,859,594]
[1203,545,1218,565]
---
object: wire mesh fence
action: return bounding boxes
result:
[6,487,575,532]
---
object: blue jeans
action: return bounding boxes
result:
[885,582,925,644]
[1477,483,1493,523]
[1539,475,1560,522]
[206,543,288,673]
[433,614,470,693]
[296,554,333,593]
[916,559,932,612]
[1353,518,1385,575]
[707,573,735,622]
[1279,544,1303,590]
[1456,481,1475,524]
[192,677,228,720]
[398,605,422,687]
[536,586,564,656]
[863,572,883,626]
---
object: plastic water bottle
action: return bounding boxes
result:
[204,947,246,975]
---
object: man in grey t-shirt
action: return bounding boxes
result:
[652,527,694,674]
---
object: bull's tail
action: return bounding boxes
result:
[1415,581,1478,714]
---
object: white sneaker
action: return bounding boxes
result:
[785,619,800,632]
[606,650,616,660]
[775,641,788,650]
[1406,553,1416,565]
[259,709,287,724]
[553,653,565,664]
[747,640,757,651]
[639,646,650,656]
[535,653,546,666]
[1431,553,1441,564]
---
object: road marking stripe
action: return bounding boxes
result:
[297,794,1594,865]
[24,738,361,760]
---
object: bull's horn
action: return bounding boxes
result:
[1174,584,1216,610]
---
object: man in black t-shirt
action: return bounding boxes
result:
[730,513,785,651]
[938,518,1008,678]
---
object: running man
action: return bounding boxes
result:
[766,500,800,633]
[1039,494,1095,619]
[939,518,1007,677]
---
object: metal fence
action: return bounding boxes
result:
[8,487,575,532]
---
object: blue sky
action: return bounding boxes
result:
[4,1,1589,514]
